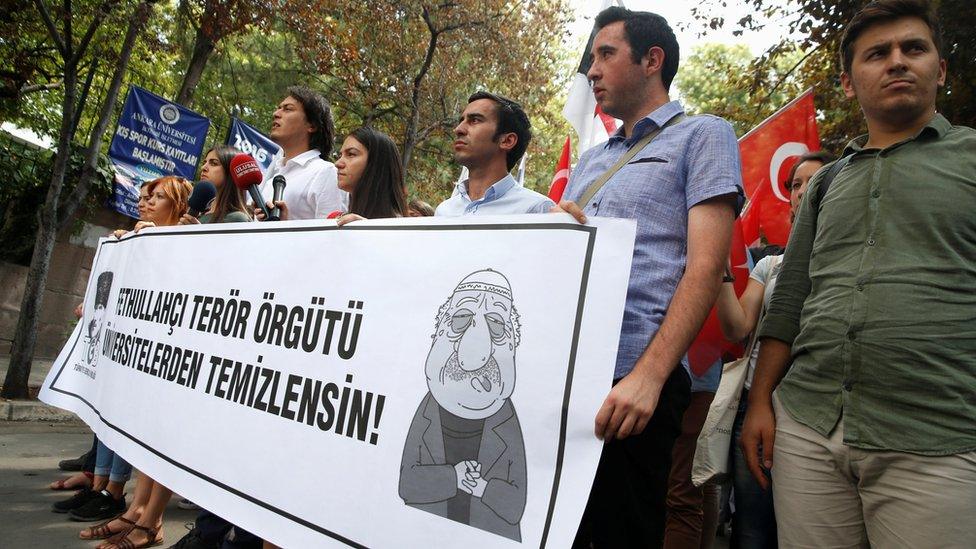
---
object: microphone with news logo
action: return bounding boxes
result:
[268,175,286,221]
[187,180,217,218]
[230,153,271,221]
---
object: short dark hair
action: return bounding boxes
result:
[595,7,679,91]
[467,91,532,171]
[785,151,836,186]
[346,127,407,219]
[840,0,943,74]
[286,85,336,157]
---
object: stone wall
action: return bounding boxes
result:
[0,207,134,358]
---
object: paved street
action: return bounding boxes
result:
[0,420,732,548]
[0,421,197,549]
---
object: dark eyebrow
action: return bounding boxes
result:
[863,41,891,57]
[490,300,508,312]
[901,37,929,49]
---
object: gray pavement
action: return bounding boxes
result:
[0,355,55,389]
[0,356,81,422]
[0,421,733,548]
[0,421,198,548]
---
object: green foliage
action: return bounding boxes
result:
[676,42,810,137]
[4,0,576,211]
[0,133,114,265]
[688,0,975,151]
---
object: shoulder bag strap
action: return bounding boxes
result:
[577,113,686,207]
[741,254,783,358]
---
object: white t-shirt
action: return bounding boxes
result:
[745,254,784,389]
[258,149,347,220]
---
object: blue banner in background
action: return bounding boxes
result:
[108,86,210,218]
[226,117,280,176]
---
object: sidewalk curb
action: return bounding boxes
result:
[0,398,78,422]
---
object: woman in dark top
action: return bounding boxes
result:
[266,127,407,223]
[180,144,251,225]
[334,127,407,220]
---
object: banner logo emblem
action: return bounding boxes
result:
[159,104,181,125]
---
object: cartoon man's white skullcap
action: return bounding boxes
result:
[454,269,512,301]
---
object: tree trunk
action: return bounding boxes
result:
[1,0,152,399]
[0,65,77,399]
[58,0,154,230]
[174,24,216,107]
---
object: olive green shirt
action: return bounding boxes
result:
[198,210,251,224]
[759,114,976,455]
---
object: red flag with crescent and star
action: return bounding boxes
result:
[548,136,572,202]
[687,89,821,376]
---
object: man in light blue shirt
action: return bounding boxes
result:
[436,91,553,216]
[554,7,743,547]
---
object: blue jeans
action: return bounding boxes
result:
[731,390,777,549]
[93,440,132,483]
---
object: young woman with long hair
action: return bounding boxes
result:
[264,127,406,224]
[179,144,251,225]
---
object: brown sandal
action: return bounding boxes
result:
[106,524,162,549]
[79,515,135,540]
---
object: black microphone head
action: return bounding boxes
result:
[188,180,217,216]
[272,175,286,189]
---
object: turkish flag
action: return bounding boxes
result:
[548,136,572,202]
[687,90,820,376]
[738,89,821,247]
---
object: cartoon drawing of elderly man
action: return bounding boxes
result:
[399,269,527,541]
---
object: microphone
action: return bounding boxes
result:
[269,175,286,221]
[187,180,217,218]
[230,153,270,221]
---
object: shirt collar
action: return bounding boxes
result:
[606,100,686,148]
[843,113,950,156]
[279,148,322,168]
[457,174,517,202]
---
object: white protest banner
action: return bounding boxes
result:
[40,215,636,548]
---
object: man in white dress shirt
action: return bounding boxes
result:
[256,86,348,220]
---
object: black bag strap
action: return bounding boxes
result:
[814,154,854,210]
[577,113,686,207]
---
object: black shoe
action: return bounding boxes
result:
[168,527,219,549]
[51,487,96,513]
[58,449,92,471]
[67,489,125,521]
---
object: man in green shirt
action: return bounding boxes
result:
[741,1,976,546]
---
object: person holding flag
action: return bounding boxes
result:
[553,6,743,547]
[711,151,832,549]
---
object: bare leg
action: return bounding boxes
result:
[105,480,170,548]
[91,474,109,492]
[50,471,93,490]
[104,479,125,500]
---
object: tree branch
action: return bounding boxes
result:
[70,0,121,67]
[20,80,63,94]
[32,0,67,56]
[58,0,154,229]
[747,43,821,127]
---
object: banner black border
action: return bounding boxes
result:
[48,221,600,548]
